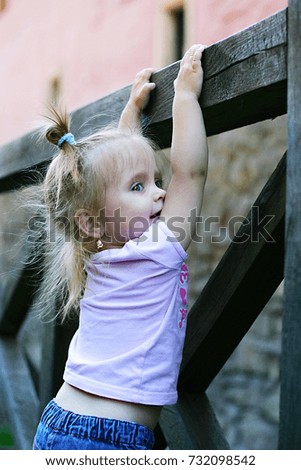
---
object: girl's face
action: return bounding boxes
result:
[102,150,166,247]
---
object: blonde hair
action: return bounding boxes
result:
[33,106,169,322]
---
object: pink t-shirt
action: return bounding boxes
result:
[63,221,189,405]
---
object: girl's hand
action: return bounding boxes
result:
[128,68,156,113]
[118,68,156,132]
[174,44,206,99]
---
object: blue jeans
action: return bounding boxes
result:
[33,400,155,450]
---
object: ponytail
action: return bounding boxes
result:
[44,106,83,211]
[37,106,89,322]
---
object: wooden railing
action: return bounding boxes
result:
[0,6,298,449]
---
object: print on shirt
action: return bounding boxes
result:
[178,263,189,329]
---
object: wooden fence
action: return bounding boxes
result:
[0,4,300,449]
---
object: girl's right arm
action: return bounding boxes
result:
[161,44,208,251]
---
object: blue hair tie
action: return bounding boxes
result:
[58,132,76,148]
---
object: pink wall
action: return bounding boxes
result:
[195,0,287,45]
[0,0,287,145]
[0,0,156,144]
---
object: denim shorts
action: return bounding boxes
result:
[33,400,155,450]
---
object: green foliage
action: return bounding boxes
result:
[0,425,14,449]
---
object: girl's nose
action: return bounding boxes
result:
[153,186,166,201]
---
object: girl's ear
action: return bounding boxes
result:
[74,209,104,239]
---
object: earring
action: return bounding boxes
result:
[96,239,103,250]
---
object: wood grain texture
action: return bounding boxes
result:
[160,392,230,449]
[279,0,301,450]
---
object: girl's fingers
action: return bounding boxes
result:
[193,45,206,60]
[182,44,206,67]
[131,75,156,110]
[135,68,155,81]
[141,83,156,101]
[145,82,156,91]
[175,44,205,96]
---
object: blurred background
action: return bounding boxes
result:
[0,0,288,449]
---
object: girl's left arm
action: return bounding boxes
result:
[161,45,208,251]
[118,68,156,133]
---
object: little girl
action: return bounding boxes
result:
[33,44,208,450]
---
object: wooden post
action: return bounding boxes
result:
[279,0,301,449]
[179,154,285,392]
[39,317,78,414]
[160,393,230,449]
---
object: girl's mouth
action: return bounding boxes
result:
[150,211,161,220]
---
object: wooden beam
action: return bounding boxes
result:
[148,8,287,144]
[160,392,230,450]
[0,9,287,193]
[0,337,39,449]
[178,154,285,392]
[38,317,78,415]
[0,243,43,335]
[279,0,301,450]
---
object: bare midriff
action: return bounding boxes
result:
[55,382,162,430]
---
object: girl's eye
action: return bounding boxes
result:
[131,182,144,192]
[155,179,163,189]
